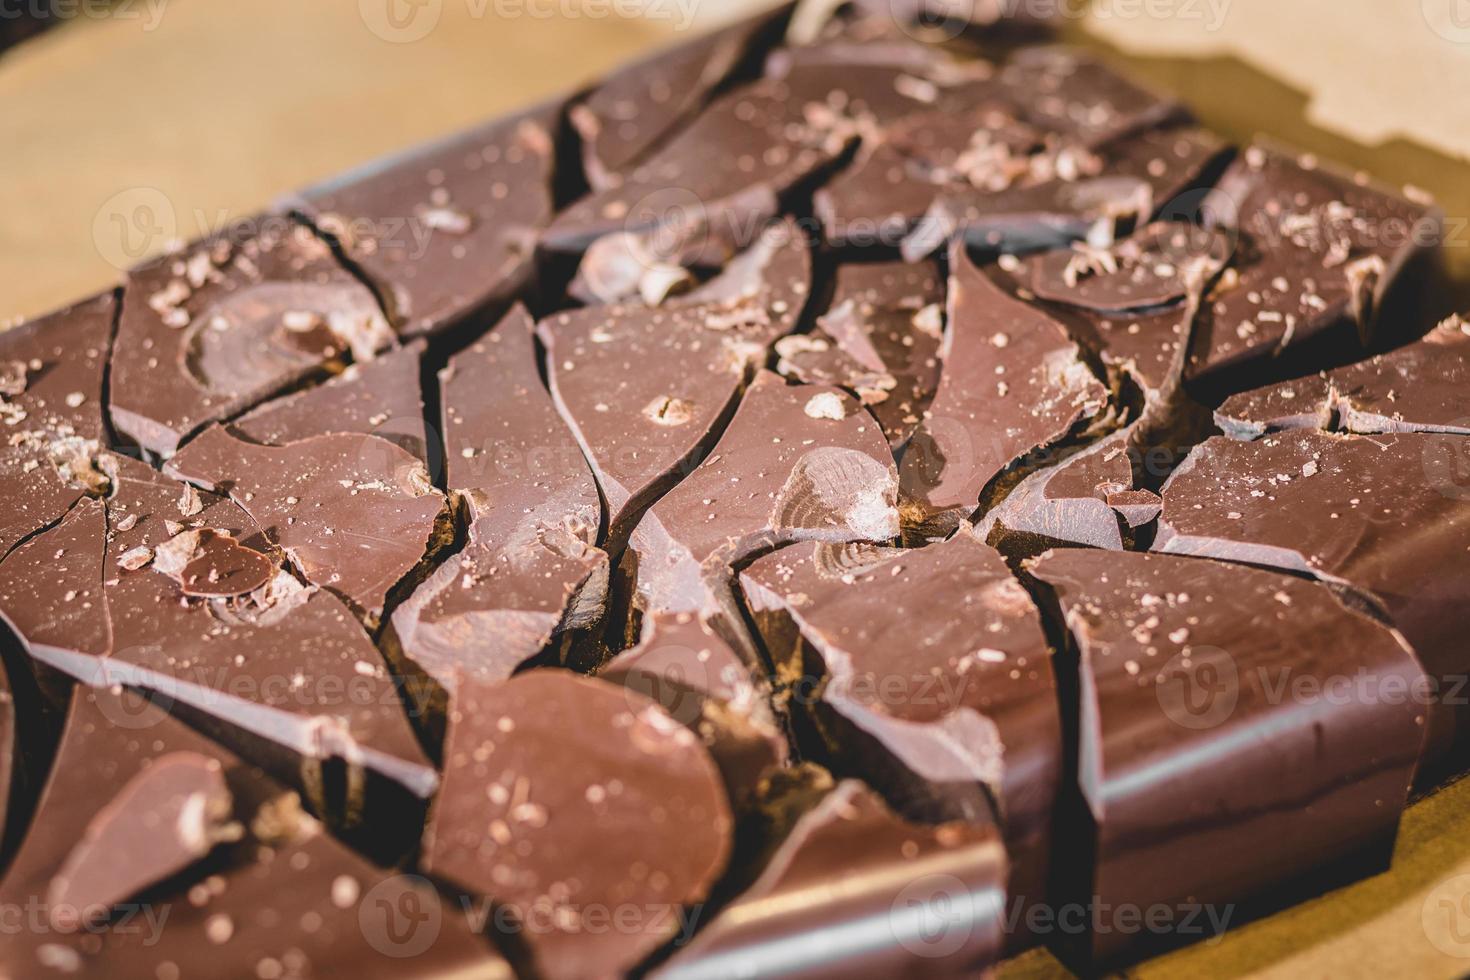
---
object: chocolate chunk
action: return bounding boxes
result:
[1216,314,1470,439]
[998,47,1185,146]
[0,659,12,851]
[541,222,810,546]
[600,611,787,803]
[1156,430,1470,771]
[0,292,114,558]
[109,219,392,457]
[290,102,559,340]
[656,780,1008,979]
[1030,549,1426,961]
[0,498,111,666]
[775,259,944,449]
[899,243,1108,542]
[232,339,430,465]
[152,527,275,598]
[572,7,791,188]
[391,307,608,704]
[166,425,450,624]
[740,532,1059,925]
[423,670,733,980]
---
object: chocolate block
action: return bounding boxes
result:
[600,611,787,803]
[740,532,1059,925]
[423,671,732,980]
[1216,314,1470,439]
[1030,549,1427,961]
[899,242,1108,542]
[109,219,392,457]
[656,780,1008,979]
[0,687,506,978]
[166,425,451,625]
[775,259,944,449]
[0,656,12,855]
[291,101,559,340]
[1156,430,1470,771]
[0,291,114,558]
[391,307,608,707]
[232,339,430,465]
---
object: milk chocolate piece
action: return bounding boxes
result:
[1156,430,1470,770]
[0,292,114,558]
[109,219,392,457]
[656,780,1008,979]
[899,243,1108,541]
[391,307,608,702]
[0,497,111,666]
[233,339,430,464]
[775,259,944,449]
[541,222,810,545]
[1031,549,1427,961]
[424,671,733,980]
[741,533,1059,922]
[600,611,787,802]
[166,425,450,624]
[1216,314,1470,439]
[291,102,559,340]
[0,687,506,978]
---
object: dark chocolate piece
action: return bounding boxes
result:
[656,780,1008,979]
[0,657,12,854]
[996,47,1185,147]
[109,219,392,457]
[391,307,608,701]
[899,243,1108,541]
[1156,430,1470,770]
[775,259,944,449]
[291,102,559,339]
[0,292,114,558]
[166,425,450,625]
[424,670,733,980]
[1216,314,1470,439]
[0,497,112,666]
[1031,549,1426,961]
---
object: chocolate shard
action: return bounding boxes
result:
[541,222,810,546]
[996,47,1186,146]
[599,611,788,804]
[0,291,114,558]
[1186,142,1443,393]
[0,687,507,978]
[109,218,393,458]
[289,101,559,340]
[0,497,112,667]
[572,6,792,189]
[1155,430,1470,773]
[391,306,608,705]
[1216,314,1470,439]
[655,779,1009,979]
[740,532,1059,930]
[979,429,1137,554]
[166,425,450,625]
[899,243,1109,542]
[1030,549,1427,962]
[775,259,944,450]
[423,670,733,980]
[232,339,430,464]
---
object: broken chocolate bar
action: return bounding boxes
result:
[1031,549,1426,962]
[423,670,732,980]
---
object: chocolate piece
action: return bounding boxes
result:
[0,657,12,852]
[775,259,944,449]
[0,292,114,558]
[166,425,450,624]
[0,497,111,665]
[572,7,790,188]
[291,102,559,339]
[997,47,1185,146]
[0,687,506,978]
[391,307,608,703]
[541,222,810,545]
[979,429,1139,553]
[232,339,430,464]
[1030,549,1427,961]
[600,611,787,802]
[741,532,1059,923]
[899,243,1108,541]
[1216,314,1470,439]
[656,780,1008,979]
[424,670,733,980]
[109,219,392,457]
